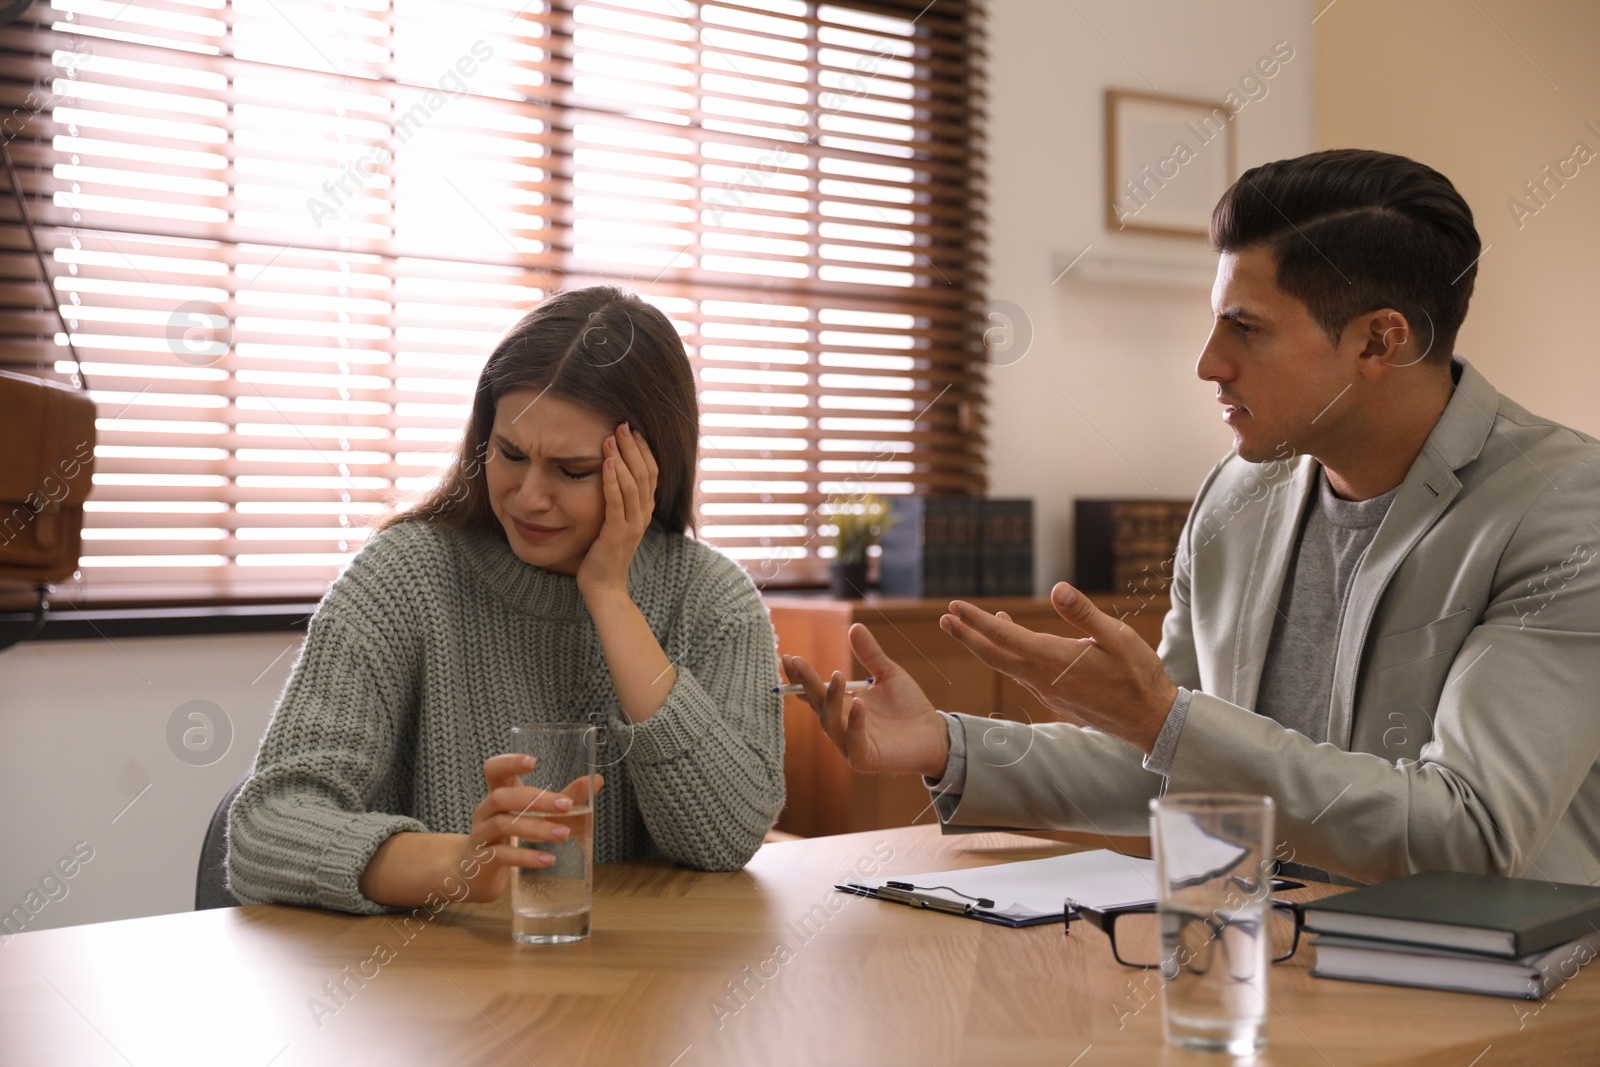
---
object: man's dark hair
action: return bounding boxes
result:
[1210,148,1480,362]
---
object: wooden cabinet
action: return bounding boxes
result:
[765,593,1170,838]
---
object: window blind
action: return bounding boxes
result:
[0,0,988,606]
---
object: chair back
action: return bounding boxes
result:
[195,773,250,909]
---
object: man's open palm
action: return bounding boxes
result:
[780,623,950,780]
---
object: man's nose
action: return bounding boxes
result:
[1196,322,1231,383]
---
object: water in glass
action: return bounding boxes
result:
[512,804,593,944]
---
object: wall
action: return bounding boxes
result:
[1315,0,1600,436]
[0,633,292,935]
[981,0,1316,588]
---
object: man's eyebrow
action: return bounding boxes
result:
[1216,303,1267,326]
[491,433,601,464]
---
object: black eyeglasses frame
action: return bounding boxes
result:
[1066,899,1305,972]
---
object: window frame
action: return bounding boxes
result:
[0,0,990,610]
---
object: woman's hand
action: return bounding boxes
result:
[576,422,658,600]
[452,754,605,904]
[574,422,680,721]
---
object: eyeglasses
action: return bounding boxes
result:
[1067,900,1305,976]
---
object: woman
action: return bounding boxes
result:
[226,286,786,914]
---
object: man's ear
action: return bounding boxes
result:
[1346,308,1416,379]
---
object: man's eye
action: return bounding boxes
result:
[1234,321,1257,336]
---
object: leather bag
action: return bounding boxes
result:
[0,368,96,584]
[0,138,97,645]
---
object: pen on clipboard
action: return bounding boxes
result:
[876,886,972,916]
[772,677,874,695]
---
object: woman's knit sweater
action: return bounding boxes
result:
[225,517,785,914]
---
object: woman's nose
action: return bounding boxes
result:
[515,470,555,512]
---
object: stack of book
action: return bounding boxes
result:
[1306,871,1600,1000]
[877,497,1033,598]
[1073,499,1191,594]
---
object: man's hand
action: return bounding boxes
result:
[940,582,1178,754]
[780,623,951,779]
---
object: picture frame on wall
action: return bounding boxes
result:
[1105,89,1237,239]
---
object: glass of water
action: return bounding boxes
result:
[508,723,597,945]
[1148,793,1275,1055]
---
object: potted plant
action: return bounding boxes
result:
[823,493,897,599]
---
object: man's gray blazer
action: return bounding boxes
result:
[945,359,1600,886]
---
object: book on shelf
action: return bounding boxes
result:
[977,498,1033,596]
[878,497,1032,599]
[1310,926,1600,1000]
[1303,870,1600,958]
[1073,499,1191,595]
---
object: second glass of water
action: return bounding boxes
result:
[1149,792,1275,1055]
[508,722,597,945]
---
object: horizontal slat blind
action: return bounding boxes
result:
[0,0,987,605]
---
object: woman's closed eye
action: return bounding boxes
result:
[496,446,592,480]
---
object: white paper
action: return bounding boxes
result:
[849,849,1158,923]
[1155,811,1253,890]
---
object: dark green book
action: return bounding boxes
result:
[1303,871,1600,958]
[978,498,1034,596]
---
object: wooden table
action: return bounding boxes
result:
[3,825,1594,1066]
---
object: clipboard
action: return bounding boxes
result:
[833,881,1072,928]
[834,849,1161,928]
[835,849,1305,929]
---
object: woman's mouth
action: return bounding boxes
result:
[511,517,564,543]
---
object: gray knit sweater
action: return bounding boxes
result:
[225,517,785,915]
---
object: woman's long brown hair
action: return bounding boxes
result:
[372,285,698,538]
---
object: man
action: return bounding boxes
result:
[783,149,1600,887]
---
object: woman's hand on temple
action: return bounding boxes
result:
[576,423,658,600]
[573,422,683,722]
